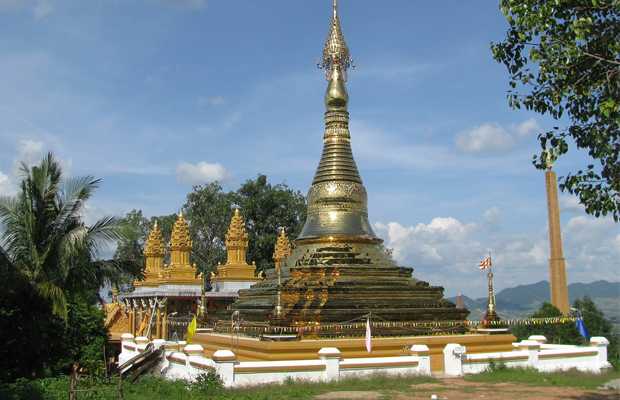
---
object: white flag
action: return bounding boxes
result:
[365,316,372,353]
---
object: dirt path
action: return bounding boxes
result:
[315,378,619,400]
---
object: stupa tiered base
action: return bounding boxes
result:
[218,241,469,337]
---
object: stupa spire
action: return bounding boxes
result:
[318,0,354,82]
[297,0,378,242]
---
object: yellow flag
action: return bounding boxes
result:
[187,316,197,344]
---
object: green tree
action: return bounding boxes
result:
[115,175,307,278]
[491,0,620,220]
[510,301,581,344]
[182,183,235,277]
[0,288,66,381]
[0,290,111,382]
[233,174,307,273]
[0,153,137,381]
[61,298,110,375]
[0,153,141,319]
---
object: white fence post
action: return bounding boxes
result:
[589,337,610,369]
[213,350,236,386]
[184,344,205,379]
[135,336,150,352]
[409,345,431,375]
[119,334,136,365]
[318,347,341,381]
[443,343,465,376]
[519,340,541,367]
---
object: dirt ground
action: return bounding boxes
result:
[315,378,620,400]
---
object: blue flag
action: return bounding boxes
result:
[574,312,590,342]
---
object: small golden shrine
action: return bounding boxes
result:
[212,208,262,283]
[108,210,266,343]
[135,221,165,287]
[157,212,202,286]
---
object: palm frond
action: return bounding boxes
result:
[37,281,67,320]
[57,175,101,227]
[87,215,126,258]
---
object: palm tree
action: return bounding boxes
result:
[0,152,140,319]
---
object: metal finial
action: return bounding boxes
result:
[319,0,353,81]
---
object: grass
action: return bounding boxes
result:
[465,364,620,390]
[2,368,618,400]
[125,372,436,400]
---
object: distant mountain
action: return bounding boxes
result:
[447,280,620,320]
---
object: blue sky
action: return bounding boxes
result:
[0,0,617,299]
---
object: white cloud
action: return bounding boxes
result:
[512,118,541,139]
[375,217,484,269]
[454,118,541,153]
[174,161,233,185]
[454,122,515,153]
[374,211,619,298]
[0,141,76,196]
[562,216,619,282]
[0,140,47,196]
[559,195,585,213]
[16,139,46,163]
[0,171,16,197]
[483,206,501,232]
[33,0,52,20]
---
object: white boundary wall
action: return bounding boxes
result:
[443,335,610,376]
[119,335,431,387]
[119,334,610,386]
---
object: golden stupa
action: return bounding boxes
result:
[211,209,263,284]
[223,1,469,337]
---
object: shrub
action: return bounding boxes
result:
[190,370,223,395]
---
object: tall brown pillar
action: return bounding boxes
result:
[545,170,570,315]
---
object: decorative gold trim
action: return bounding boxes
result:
[539,351,598,359]
[235,365,326,373]
[340,361,419,369]
[462,355,528,364]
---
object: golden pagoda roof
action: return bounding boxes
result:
[225,208,248,248]
[273,229,292,262]
[143,221,165,257]
[168,212,193,250]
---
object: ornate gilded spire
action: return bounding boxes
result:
[143,221,165,258]
[226,208,249,248]
[158,212,200,285]
[273,229,292,262]
[319,0,354,82]
[484,268,501,324]
[212,208,262,283]
[296,1,378,243]
[136,221,165,287]
[168,212,193,250]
